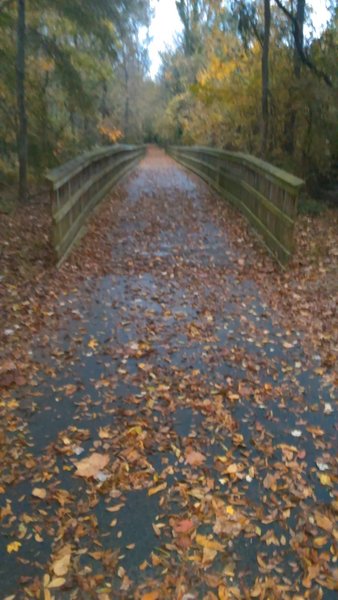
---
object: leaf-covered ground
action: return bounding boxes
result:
[0,148,337,599]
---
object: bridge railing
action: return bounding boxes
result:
[168,145,304,265]
[46,144,145,265]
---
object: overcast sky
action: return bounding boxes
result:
[148,0,331,78]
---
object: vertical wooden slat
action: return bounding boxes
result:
[46,145,145,265]
[168,146,304,266]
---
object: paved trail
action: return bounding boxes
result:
[1,148,336,599]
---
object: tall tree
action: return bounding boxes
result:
[261,0,271,154]
[274,0,332,85]
[16,0,27,201]
[176,0,203,56]
[232,1,272,154]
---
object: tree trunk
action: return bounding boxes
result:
[16,0,27,202]
[122,48,130,142]
[294,0,305,78]
[261,0,271,156]
[288,0,305,156]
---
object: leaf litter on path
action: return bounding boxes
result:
[0,147,337,599]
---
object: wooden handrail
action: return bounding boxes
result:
[46,144,145,265]
[168,145,304,266]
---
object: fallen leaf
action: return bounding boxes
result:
[196,534,224,552]
[172,519,194,534]
[218,585,229,600]
[32,488,47,499]
[64,384,77,396]
[88,338,98,350]
[53,546,72,576]
[314,512,333,533]
[47,577,66,589]
[148,482,167,496]
[106,503,124,512]
[185,449,206,466]
[141,592,160,600]
[7,541,21,553]
[74,453,109,478]
[318,473,332,486]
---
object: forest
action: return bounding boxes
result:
[0,0,337,203]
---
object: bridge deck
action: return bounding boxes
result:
[1,147,336,598]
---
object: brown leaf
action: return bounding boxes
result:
[74,453,109,478]
[314,512,333,533]
[263,473,278,491]
[64,384,77,397]
[172,519,194,534]
[52,545,72,577]
[185,449,206,466]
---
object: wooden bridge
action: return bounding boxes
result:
[46,144,304,267]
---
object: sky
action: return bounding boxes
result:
[147,0,331,78]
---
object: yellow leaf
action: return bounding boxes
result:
[318,473,332,486]
[226,505,234,515]
[313,536,328,547]
[196,534,224,552]
[7,541,21,553]
[148,482,167,496]
[32,488,47,499]
[47,577,66,589]
[44,589,52,600]
[99,427,110,439]
[224,463,239,474]
[88,338,98,350]
[202,546,218,564]
[107,503,124,512]
[53,547,71,577]
[218,584,229,600]
[141,592,160,600]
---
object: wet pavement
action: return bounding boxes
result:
[0,147,337,599]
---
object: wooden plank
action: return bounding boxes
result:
[171,146,304,195]
[169,149,294,266]
[52,150,141,223]
[46,144,144,189]
[173,151,295,227]
[54,152,144,265]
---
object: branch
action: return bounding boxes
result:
[274,0,332,87]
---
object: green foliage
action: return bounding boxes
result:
[298,196,325,216]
